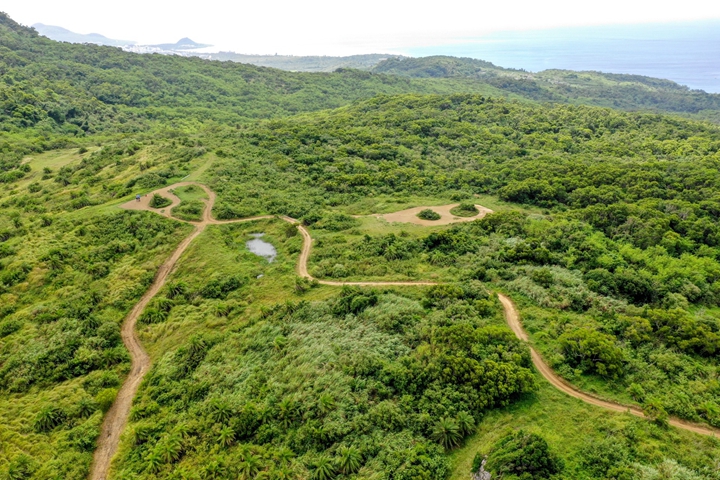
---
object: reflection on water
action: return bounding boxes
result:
[246,233,277,263]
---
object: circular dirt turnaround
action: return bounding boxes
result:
[378,203,493,226]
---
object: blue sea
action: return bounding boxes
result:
[406,20,720,94]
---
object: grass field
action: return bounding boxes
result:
[169,184,209,221]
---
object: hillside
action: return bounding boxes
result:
[207,52,399,72]
[373,56,720,121]
[3,11,720,480]
[0,13,506,174]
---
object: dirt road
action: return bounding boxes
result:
[92,185,278,479]
[94,184,440,478]
[498,293,720,438]
[377,203,493,226]
[92,183,716,478]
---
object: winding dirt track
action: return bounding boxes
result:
[92,183,716,479]
[498,293,720,438]
[91,184,440,479]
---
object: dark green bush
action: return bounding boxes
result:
[149,194,171,209]
[417,209,441,220]
[480,430,563,479]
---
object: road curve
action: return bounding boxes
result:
[93,184,438,478]
[498,293,720,438]
[93,183,716,478]
[92,186,287,479]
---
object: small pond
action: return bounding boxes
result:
[246,233,277,263]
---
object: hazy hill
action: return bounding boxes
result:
[148,37,211,50]
[32,22,134,46]
[207,52,400,72]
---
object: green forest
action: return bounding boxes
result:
[2,10,720,480]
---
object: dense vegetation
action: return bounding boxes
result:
[118,278,535,478]
[3,10,720,480]
[200,94,720,430]
[373,56,720,121]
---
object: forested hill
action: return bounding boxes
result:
[372,56,720,120]
[0,13,504,165]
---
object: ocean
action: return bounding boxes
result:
[405,20,720,94]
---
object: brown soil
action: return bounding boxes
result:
[92,184,716,478]
[377,203,493,226]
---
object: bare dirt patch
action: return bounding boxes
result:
[378,203,493,226]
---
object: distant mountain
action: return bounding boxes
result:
[32,23,134,46]
[206,53,402,72]
[149,38,211,50]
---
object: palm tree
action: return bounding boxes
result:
[158,434,182,463]
[208,398,233,424]
[336,446,362,475]
[431,417,462,450]
[456,411,475,437]
[272,446,295,466]
[167,281,188,299]
[133,424,153,445]
[144,450,163,474]
[202,457,227,480]
[174,422,190,439]
[238,453,262,480]
[310,454,336,480]
[34,405,63,432]
[218,425,235,448]
[318,394,335,415]
[277,397,296,428]
[75,398,97,418]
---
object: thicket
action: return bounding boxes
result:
[114,287,535,478]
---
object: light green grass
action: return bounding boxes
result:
[171,185,208,203]
[138,219,335,361]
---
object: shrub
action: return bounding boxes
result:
[417,209,441,220]
[95,388,119,413]
[643,398,669,427]
[482,430,563,479]
[558,328,625,378]
[149,194,172,209]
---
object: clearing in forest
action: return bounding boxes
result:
[377,203,493,225]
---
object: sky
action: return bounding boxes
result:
[4,0,720,55]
